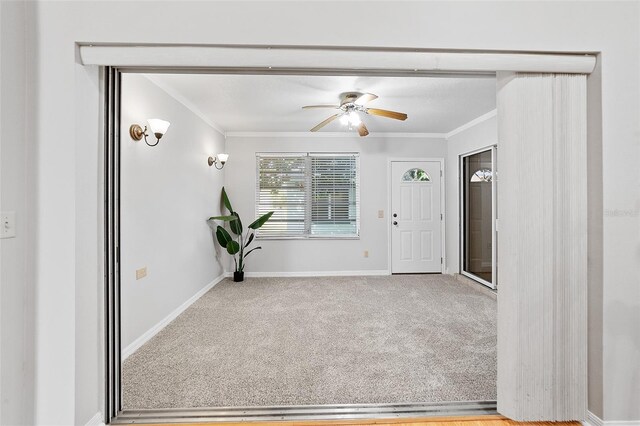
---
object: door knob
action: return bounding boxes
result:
[393,213,397,217]
[393,221,398,226]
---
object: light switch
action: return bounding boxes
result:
[0,211,16,239]
[378,210,384,218]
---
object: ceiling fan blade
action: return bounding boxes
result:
[302,105,339,109]
[366,108,408,121]
[357,122,369,137]
[310,114,339,132]
[356,93,378,104]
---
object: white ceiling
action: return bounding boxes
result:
[144,73,496,134]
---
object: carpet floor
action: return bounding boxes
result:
[122,274,497,409]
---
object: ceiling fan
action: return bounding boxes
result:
[302,92,408,137]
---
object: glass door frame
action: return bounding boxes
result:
[459,145,497,290]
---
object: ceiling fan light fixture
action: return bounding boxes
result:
[348,111,361,126]
[303,92,407,136]
[340,111,361,127]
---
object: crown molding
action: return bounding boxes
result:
[143,75,226,137]
[225,131,447,139]
[445,109,497,140]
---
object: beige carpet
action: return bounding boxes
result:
[122,274,496,409]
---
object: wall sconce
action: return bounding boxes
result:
[208,154,229,170]
[129,119,171,147]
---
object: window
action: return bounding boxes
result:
[256,153,360,238]
[470,168,493,182]
[402,168,431,182]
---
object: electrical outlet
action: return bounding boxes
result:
[364,250,369,258]
[0,211,16,239]
[136,267,147,280]
[378,210,384,218]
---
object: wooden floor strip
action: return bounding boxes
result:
[140,417,581,426]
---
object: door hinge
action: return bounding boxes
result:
[440,170,443,177]
[441,257,443,264]
[440,213,443,220]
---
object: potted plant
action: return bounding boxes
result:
[208,187,273,282]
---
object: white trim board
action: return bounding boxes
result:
[121,273,226,360]
[586,412,604,426]
[79,44,596,74]
[84,412,105,426]
[226,270,389,278]
[583,411,640,426]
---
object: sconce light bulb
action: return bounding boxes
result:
[147,119,171,137]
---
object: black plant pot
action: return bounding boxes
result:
[233,271,244,282]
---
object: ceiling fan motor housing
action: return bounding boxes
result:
[340,92,363,106]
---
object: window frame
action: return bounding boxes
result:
[255,152,360,240]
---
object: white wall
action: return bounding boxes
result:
[225,135,447,274]
[0,2,34,425]
[445,114,498,275]
[120,74,226,350]
[4,1,638,423]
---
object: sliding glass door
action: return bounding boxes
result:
[460,147,497,289]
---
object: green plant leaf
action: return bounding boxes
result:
[209,215,238,221]
[221,187,233,213]
[226,240,240,255]
[244,232,255,248]
[215,225,233,249]
[229,212,243,235]
[243,246,262,258]
[248,211,274,230]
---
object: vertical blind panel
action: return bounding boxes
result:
[496,72,587,421]
[256,153,360,237]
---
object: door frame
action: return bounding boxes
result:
[459,146,497,289]
[387,158,445,275]
[99,45,596,425]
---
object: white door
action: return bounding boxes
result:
[391,161,442,273]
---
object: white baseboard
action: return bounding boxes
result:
[122,273,226,360]
[585,411,605,426]
[225,270,390,278]
[85,412,104,426]
[584,411,640,426]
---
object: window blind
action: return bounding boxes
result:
[256,153,360,238]
[311,154,359,236]
[256,155,307,237]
